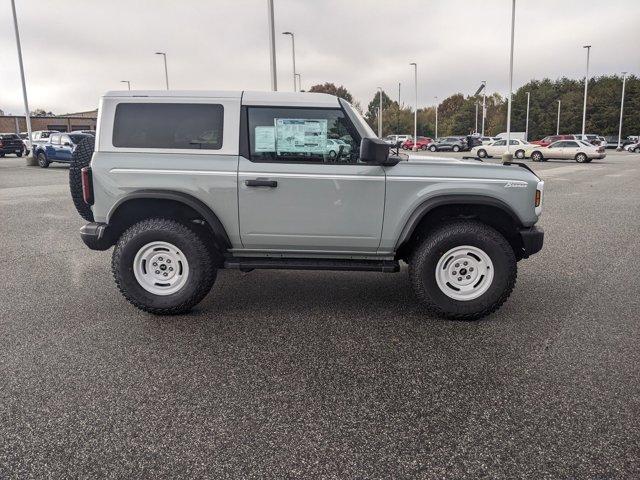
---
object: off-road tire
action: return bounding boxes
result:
[37,152,49,168]
[409,220,517,321]
[575,152,588,163]
[477,149,487,158]
[112,218,217,315]
[69,136,95,221]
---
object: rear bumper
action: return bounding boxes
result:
[518,226,544,258]
[80,222,113,251]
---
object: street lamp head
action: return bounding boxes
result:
[582,45,591,49]
[409,62,416,66]
[155,52,165,56]
[282,31,292,36]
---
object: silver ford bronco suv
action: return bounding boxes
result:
[72,90,544,320]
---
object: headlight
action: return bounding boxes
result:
[535,180,544,216]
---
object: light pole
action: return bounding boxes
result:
[581,45,591,136]
[267,0,277,91]
[504,0,516,156]
[410,63,417,151]
[10,0,34,166]
[481,81,487,136]
[475,102,479,134]
[556,100,561,135]
[377,87,383,137]
[120,80,131,90]
[155,52,169,90]
[435,97,439,140]
[397,82,401,134]
[282,32,297,92]
[295,73,301,91]
[525,91,530,141]
[617,72,627,150]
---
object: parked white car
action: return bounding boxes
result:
[382,134,412,145]
[325,138,351,158]
[625,142,640,153]
[495,132,527,142]
[527,140,606,163]
[480,136,500,145]
[471,139,534,159]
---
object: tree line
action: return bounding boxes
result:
[309,75,639,140]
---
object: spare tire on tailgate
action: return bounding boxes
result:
[69,136,95,222]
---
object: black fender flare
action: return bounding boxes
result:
[108,190,232,250]
[395,194,523,249]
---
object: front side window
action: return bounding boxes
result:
[247,107,361,163]
[113,103,224,150]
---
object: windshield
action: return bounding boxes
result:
[340,99,376,139]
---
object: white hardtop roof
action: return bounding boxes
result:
[103,90,340,107]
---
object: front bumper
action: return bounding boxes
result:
[80,222,113,251]
[518,226,544,258]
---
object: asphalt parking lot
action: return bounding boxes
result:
[1,151,639,479]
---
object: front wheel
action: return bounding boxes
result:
[477,149,487,158]
[112,218,217,315]
[16,150,23,158]
[37,152,49,168]
[429,145,437,152]
[531,151,543,162]
[409,221,517,320]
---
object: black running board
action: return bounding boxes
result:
[224,257,400,273]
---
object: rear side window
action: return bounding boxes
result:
[113,103,224,149]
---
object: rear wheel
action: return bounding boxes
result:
[112,218,217,315]
[420,145,428,151]
[515,149,525,159]
[409,220,517,320]
[575,152,588,163]
[16,150,23,158]
[37,152,49,168]
[452,145,460,152]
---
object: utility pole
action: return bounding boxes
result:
[475,102,479,134]
[295,73,301,91]
[155,52,169,89]
[267,0,277,91]
[10,0,34,166]
[581,45,591,136]
[525,91,530,141]
[481,81,487,136]
[435,97,439,140]
[617,72,627,150]
[410,63,417,151]
[505,0,516,156]
[397,82,401,134]
[282,32,296,91]
[377,87,383,137]
[556,100,561,135]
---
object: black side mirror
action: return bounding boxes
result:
[361,137,391,164]
[64,142,71,146]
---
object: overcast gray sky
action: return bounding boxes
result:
[1,0,638,114]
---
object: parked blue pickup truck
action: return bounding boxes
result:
[34,132,93,168]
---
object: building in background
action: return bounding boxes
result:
[0,109,97,133]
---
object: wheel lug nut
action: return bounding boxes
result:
[152,262,157,266]
[469,267,474,272]
[158,257,163,261]
[455,263,460,268]
[163,272,168,277]
[166,259,171,264]
[466,275,471,279]
[463,261,468,266]
[169,267,173,271]
[452,271,457,275]
[155,270,160,274]
[458,277,462,281]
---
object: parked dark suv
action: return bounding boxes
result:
[428,136,467,152]
[0,133,25,157]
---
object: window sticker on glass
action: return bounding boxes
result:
[275,119,327,154]
[254,126,276,152]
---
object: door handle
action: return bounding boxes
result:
[245,179,278,187]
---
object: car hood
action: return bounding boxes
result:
[389,155,540,183]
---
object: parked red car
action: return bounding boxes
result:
[530,134,575,147]
[402,136,434,150]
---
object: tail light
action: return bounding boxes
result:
[81,167,94,205]
[0,141,4,147]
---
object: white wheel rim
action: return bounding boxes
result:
[133,241,189,296]
[435,245,494,301]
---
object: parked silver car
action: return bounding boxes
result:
[527,140,606,163]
